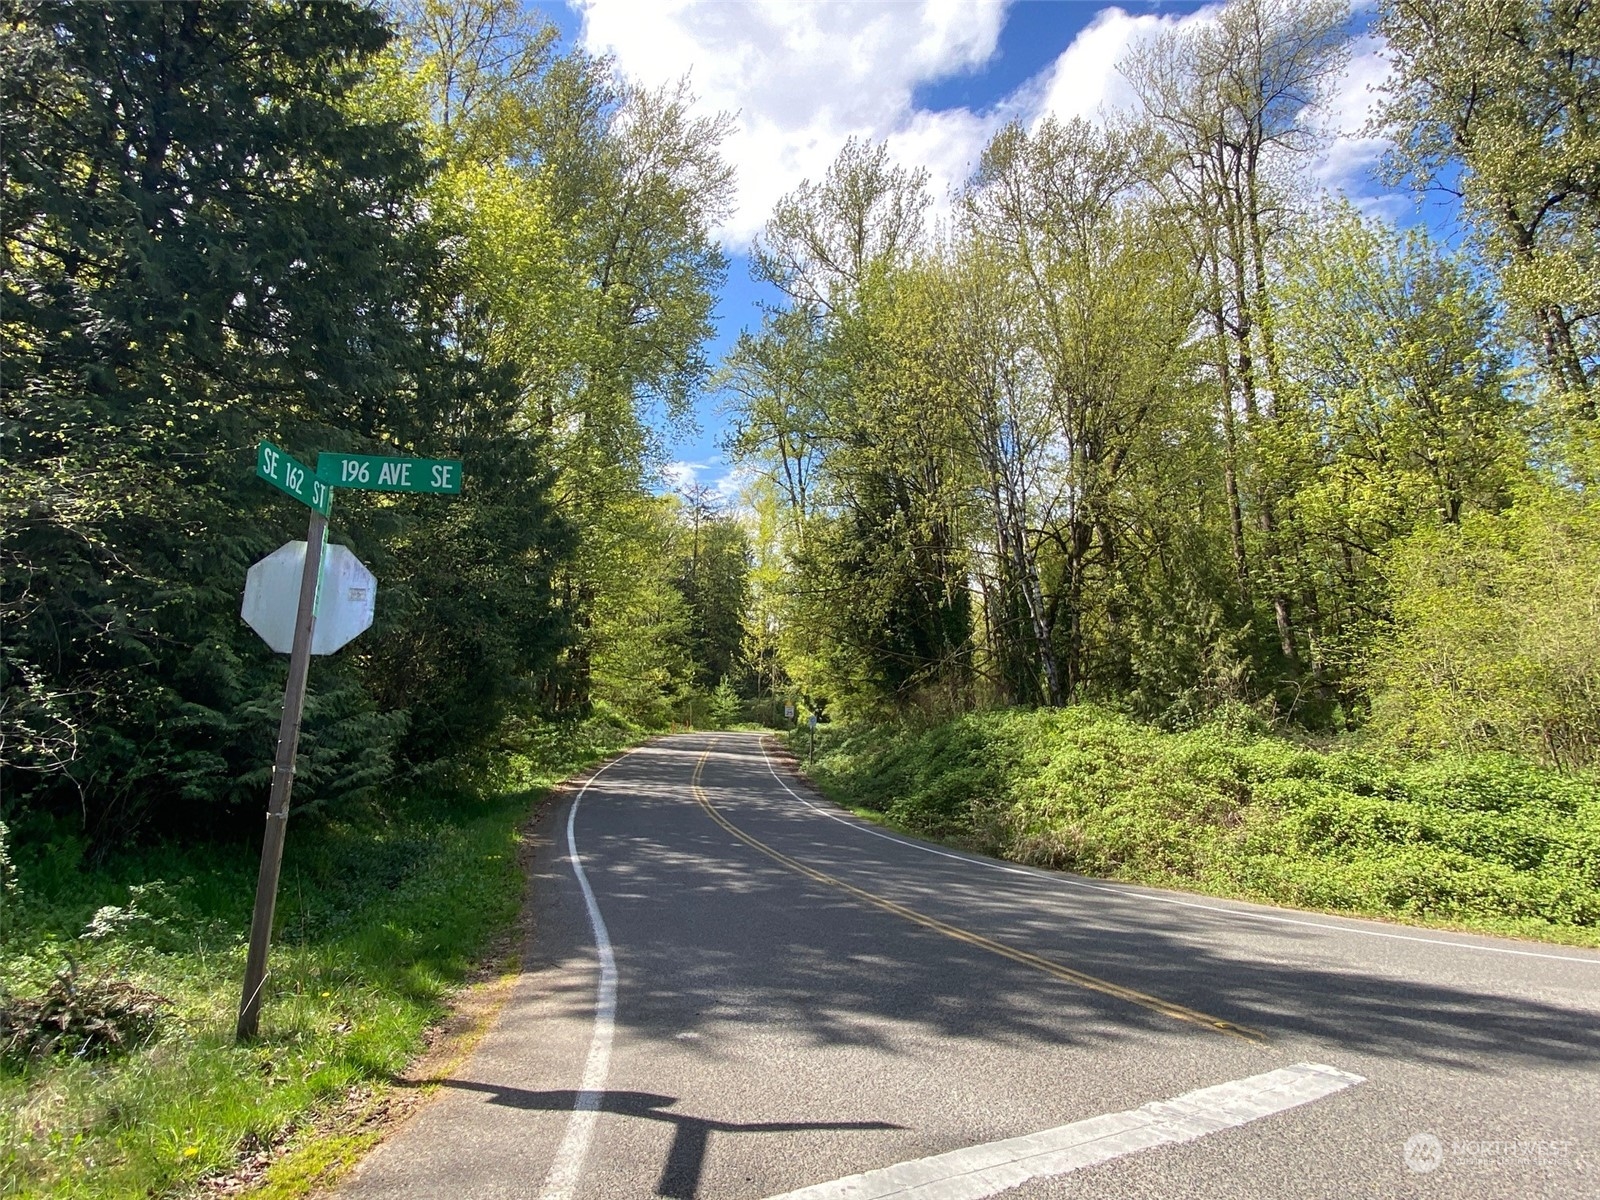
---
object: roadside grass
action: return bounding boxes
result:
[0,715,639,1199]
[795,706,1600,948]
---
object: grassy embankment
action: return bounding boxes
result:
[0,715,639,1199]
[799,706,1600,947]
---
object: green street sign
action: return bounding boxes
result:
[317,452,464,495]
[237,439,459,1042]
[256,441,332,514]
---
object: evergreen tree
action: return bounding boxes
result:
[0,1,569,841]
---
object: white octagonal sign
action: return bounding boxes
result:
[242,541,376,655]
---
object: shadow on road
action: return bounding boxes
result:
[434,1080,902,1199]
[365,736,1599,1200]
[543,734,1600,1077]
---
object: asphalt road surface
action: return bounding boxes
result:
[339,733,1600,1199]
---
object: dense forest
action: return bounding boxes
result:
[2,0,752,853]
[1,2,1597,1193]
[729,0,1599,769]
[4,0,1598,863]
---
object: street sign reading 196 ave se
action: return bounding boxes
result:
[317,452,464,494]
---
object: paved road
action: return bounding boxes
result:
[339,733,1600,1199]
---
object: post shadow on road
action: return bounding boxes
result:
[434,1080,903,1199]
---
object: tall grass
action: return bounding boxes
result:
[0,715,638,1199]
[802,706,1600,945]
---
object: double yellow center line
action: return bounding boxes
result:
[690,746,1265,1044]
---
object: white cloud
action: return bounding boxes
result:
[1029,7,1397,214]
[574,0,1009,246]
[882,105,996,223]
[661,459,706,491]
[661,457,752,509]
[1310,33,1398,212]
[714,461,759,506]
[573,1,1394,249]
[1028,6,1177,123]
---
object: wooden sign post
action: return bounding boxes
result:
[236,442,462,1041]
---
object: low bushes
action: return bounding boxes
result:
[805,706,1600,944]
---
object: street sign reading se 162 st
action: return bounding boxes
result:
[317,452,463,494]
[257,441,332,514]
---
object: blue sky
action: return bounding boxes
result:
[542,1,1392,494]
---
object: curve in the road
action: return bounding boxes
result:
[691,745,1266,1043]
[754,736,1600,968]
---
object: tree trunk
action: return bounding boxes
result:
[1211,317,1251,607]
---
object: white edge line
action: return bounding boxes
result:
[536,746,639,1200]
[761,1061,1365,1200]
[752,735,1600,966]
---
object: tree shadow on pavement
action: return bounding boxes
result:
[557,734,1600,1077]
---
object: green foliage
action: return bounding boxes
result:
[0,714,636,1199]
[1277,203,1520,537]
[1268,202,1525,710]
[0,0,572,843]
[1369,483,1600,768]
[806,707,1600,942]
[732,142,976,715]
[0,0,737,852]
[391,1,735,726]
[960,115,1211,707]
[669,490,754,692]
[707,678,743,729]
[1378,0,1599,417]
[583,508,696,726]
[732,6,1586,740]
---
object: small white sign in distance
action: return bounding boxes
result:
[242,541,376,655]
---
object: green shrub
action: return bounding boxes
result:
[1368,486,1600,769]
[804,706,1600,943]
